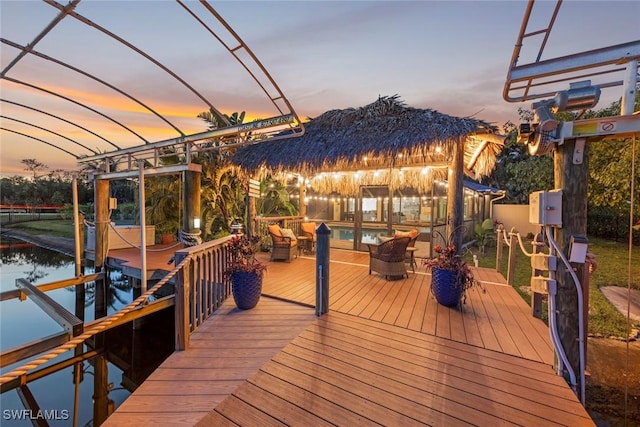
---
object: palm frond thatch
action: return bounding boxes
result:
[231,95,503,194]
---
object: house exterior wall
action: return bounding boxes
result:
[493,204,539,236]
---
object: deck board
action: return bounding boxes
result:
[262,253,551,363]
[106,248,592,426]
[103,297,316,427]
[203,311,593,426]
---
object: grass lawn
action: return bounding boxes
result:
[3,219,76,239]
[466,236,640,339]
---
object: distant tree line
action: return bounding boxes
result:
[0,159,137,222]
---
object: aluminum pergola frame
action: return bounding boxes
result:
[0,0,304,174]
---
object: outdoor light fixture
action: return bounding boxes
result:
[569,235,589,264]
[553,80,600,112]
[532,100,559,132]
[193,217,201,229]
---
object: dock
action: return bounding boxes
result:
[104,249,594,426]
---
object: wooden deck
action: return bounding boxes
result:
[104,297,317,426]
[105,248,594,426]
[261,250,554,364]
[93,243,181,280]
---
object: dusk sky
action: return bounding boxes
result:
[1,0,638,177]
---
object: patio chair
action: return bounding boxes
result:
[300,222,317,253]
[268,224,298,262]
[367,236,411,280]
[395,229,420,272]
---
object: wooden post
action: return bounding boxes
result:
[299,180,307,219]
[94,179,109,270]
[183,168,201,236]
[506,231,518,286]
[495,225,504,271]
[174,253,190,350]
[554,137,588,401]
[92,354,110,425]
[446,138,465,251]
[248,195,257,239]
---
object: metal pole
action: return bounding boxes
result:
[138,161,147,292]
[72,175,82,277]
[315,223,331,316]
[621,59,638,116]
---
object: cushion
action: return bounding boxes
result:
[395,229,419,238]
[281,228,297,241]
[268,224,281,236]
[301,222,316,233]
[301,222,317,241]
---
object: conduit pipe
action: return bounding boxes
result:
[546,226,586,404]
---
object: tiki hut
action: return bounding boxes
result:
[231,95,505,252]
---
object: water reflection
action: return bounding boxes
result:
[0,239,73,285]
[0,238,174,426]
[82,270,134,314]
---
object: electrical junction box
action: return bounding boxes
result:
[530,277,556,295]
[531,253,557,271]
[529,190,563,226]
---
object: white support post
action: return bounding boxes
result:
[138,161,147,292]
[621,59,638,116]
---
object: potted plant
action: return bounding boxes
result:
[225,234,267,309]
[423,239,479,307]
[155,219,180,244]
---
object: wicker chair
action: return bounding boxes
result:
[404,233,419,272]
[367,236,411,280]
[300,222,317,253]
[268,224,298,262]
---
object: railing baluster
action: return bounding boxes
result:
[173,235,234,350]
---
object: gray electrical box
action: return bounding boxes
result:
[529,190,562,226]
[530,277,556,295]
[531,253,557,271]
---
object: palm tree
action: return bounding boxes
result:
[145,176,181,239]
[194,110,248,239]
[258,177,298,216]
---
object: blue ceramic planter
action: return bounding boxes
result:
[431,268,463,307]
[231,271,262,310]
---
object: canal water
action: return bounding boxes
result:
[0,237,174,426]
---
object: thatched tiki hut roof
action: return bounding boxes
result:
[232,95,503,191]
[231,95,506,249]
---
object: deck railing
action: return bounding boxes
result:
[254,215,304,248]
[173,235,233,350]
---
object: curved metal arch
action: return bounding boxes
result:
[1,0,305,172]
[1,99,119,149]
[179,0,305,133]
[1,38,186,138]
[0,0,79,77]
[3,77,148,144]
[44,0,231,128]
[0,115,98,154]
[503,0,640,103]
[1,128,80,159]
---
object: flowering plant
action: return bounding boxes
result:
[225,234,267,276]
[424,244,475,286]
